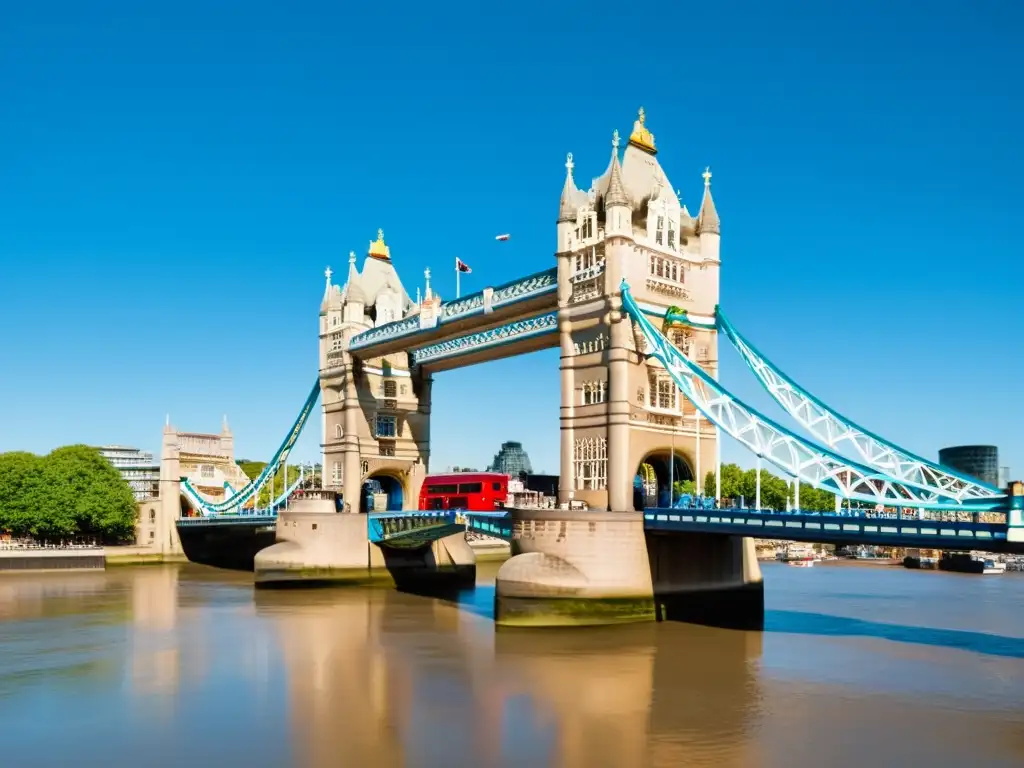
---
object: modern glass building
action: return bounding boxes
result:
[488,441,533,477]
[938,445,1000,488]
[97,445,160,502]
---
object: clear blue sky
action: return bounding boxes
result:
[1,0,1021,477]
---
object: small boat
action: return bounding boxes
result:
[778,543,816,567]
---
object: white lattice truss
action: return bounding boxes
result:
[714,311,1003,503]
[621,282,992,510]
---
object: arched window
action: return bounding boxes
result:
[335,424,342,439]
[383,380,397,398]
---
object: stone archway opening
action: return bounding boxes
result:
[634,450,693,509]
[361,473,404,513]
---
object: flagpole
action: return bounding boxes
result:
[455,259,461,299]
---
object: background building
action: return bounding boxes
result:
[999,466,1011,487]
[488,441,533,476]
[938,445,1000,488]
[98,445,160,501]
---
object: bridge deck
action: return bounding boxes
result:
[346,267,557,359]
[644,508,1022,554]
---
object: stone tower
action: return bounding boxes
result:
[556,108,721,512]
[319,231,431,513]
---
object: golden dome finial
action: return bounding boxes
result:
[368,228,390,260]
[628,106,657,155]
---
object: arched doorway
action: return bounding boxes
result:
[635,451,693,508]
[361,473,404,513]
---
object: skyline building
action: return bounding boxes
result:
[488,441,534,476]
[97,445,161,502]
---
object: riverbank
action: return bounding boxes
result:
[0,548,105,572]
[103,546,189,566]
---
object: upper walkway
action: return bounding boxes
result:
[346,267,557,359]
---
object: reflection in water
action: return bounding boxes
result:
[0,563,1022,767]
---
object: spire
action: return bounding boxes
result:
[697,166,720,235]
[221,414,231,434]
[605,129,630,208]
[557,152,579,223]
[367,228,390,261]
[344,250,366,305]
[628,107,657,155]
[423,267,433,301]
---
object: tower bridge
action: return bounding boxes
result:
[173,108,1024,629]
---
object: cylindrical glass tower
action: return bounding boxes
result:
[938,445,1000,488]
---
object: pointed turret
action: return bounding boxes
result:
[221,414,231,435]
[557,152,579,223]
[605,130,630,208]
[696,167,720,235]
[343,250,366,306]
[320,265,334,314]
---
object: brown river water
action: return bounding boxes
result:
[0,561,1022,768]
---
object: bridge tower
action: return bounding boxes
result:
[319,232,431,513]
[495,109,762,628]
[555,109,721,511]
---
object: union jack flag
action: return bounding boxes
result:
[455,257,472,273]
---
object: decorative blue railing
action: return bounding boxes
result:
[410,312,557,365]
[349,267,557,351]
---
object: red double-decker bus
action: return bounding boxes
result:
[418,472,508,511]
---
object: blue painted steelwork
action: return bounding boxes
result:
[712,310,1003,503]
[180,380,320,516]
[621,280,1001,511]
[409,312,557,365]
[349,267,557,351]
[460,511,514,541]
[367,511,464,547]
[643,507,1024,554]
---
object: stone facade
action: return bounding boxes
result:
[555,110,721,512]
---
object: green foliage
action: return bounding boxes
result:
[0,445,138,543]
[702,462,838,511]
[235,460,305,506]
[672,479,696,497]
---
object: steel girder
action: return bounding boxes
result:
[621,282,981,510]
[714,311,1003,503]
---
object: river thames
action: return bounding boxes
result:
[0,561,1022,767]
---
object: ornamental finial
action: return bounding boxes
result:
[324,265,333,283]
[348,250,356,265]
[368,229,390,260]
[628,107,656,154]
[566,152,574,173]
[612,129,620,150]
[703,166,712,187]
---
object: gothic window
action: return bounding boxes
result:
[383,380,397,398]
[573,437,608,490]
[580,380,608,405]
[655,216,665,246]
[374,414,397,439]
[649,373,678,410]
[334,424,342,439]
[331,462,342,485]
[667,220,676,250]
[330,333,344,351]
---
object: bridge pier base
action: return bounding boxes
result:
[646,532,764,631]
[254,498,476,588]
[494,508,656,627]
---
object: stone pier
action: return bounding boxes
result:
[494,508,656,627]
[254,492,476,588]
[494,508,764,629]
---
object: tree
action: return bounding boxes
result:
[0,445,137,543]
